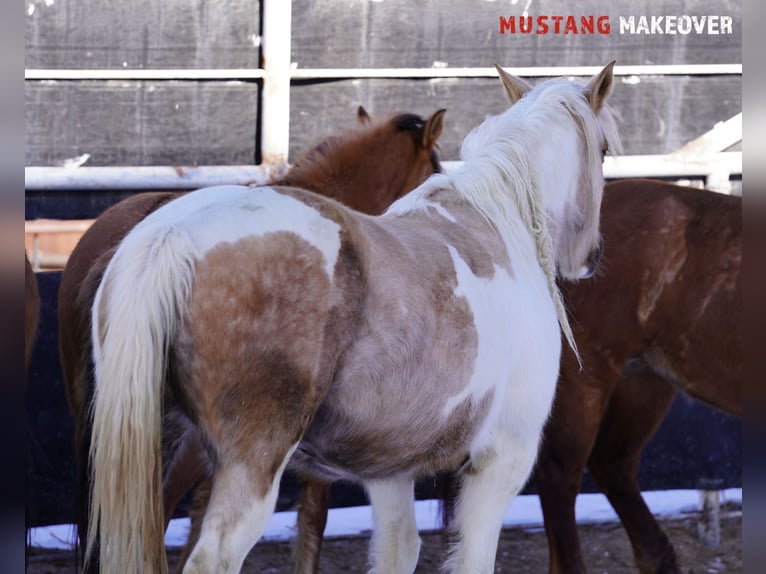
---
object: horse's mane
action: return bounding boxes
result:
[276,113,441,188]
[388,79,621,362]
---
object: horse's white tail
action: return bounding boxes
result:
[85,225,197,574]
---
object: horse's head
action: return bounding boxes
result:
[282,107,445,215]
[352,107,446,211]
[495,62,620,281]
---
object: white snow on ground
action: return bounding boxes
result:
[28,488,742,550]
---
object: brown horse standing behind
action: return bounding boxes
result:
[536,179,741,573]
[26,253,40,372]
[58,106,445,571]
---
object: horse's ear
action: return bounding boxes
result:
[494,64,531,104]
[421,109,446,150]
[357,105,371,124]
[586,61,616,112]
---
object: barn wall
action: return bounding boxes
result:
[290,0,740,68]
[25,0,741,169]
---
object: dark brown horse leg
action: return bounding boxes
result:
[162,431,209,529]
[587,361,680,574]
[536,360,617,574]
[292,479,331,574]
[174,476,212,574]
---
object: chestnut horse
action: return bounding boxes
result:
[26,253,40,372]
[85,64,619,574]
[58,106,445,570]
[535,179,741,574]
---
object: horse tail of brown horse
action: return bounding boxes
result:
[86,226,197,574]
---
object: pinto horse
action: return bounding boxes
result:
[86,63,619,574]
[58,106,445,569]
[535,179,741,574]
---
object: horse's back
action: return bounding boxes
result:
[601,180,741,411]
[295,199,561,482]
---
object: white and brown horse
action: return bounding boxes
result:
[57,107,446,571]
[86,63,619,573]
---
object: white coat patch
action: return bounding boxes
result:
[132,185,342,278]
[441,245,517,418]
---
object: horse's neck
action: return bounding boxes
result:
[273,164,337,197]
[424,162,576,360]
[277,156,395,215]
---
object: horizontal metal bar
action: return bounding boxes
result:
[25,152,740,192]
[24,69,265,81]
[602,151,742,178]
[25,64,742,82]
[443,152,742,179]
[674,113,742,155]
[289,64,742,79]
[24,165,287,191]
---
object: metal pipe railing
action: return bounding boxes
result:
[25,63,742,81]
[24,152,741,191]
[24,164,287,191]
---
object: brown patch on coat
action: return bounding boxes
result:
[173,231,354,497]
[415,186,513,278]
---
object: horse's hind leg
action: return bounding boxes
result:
[587,362,680,574]
[293,479,331,574]
[364,476,420,574]
[174,476,212,574]
[176,472,330,574]
[162,411,210,529]
[445,438,540,573]
[182,442,299,574]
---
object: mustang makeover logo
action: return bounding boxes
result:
[499,15,734,35]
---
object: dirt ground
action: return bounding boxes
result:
[27,512,741,573]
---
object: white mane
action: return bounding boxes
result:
[388,78,621,361]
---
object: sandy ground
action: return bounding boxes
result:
[27,513,741,573]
